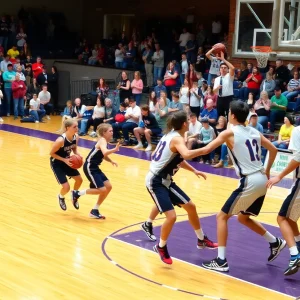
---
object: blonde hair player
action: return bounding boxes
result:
[72,124,120,219]
[50,119,83,210]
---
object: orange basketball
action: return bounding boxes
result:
[212,43,226,55]
[69,154,83,169]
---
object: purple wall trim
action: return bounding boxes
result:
[0,123,293,189]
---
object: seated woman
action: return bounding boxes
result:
[260,71,276,99]
[103,98,117,125]
[56,100,75,133]
[148,91,157,113]
[87,97,105,137]
[203,85,218,108]
[254,91,271,129]
[133,105,162,152]
[272,116,294,149]
[154,96,169,131]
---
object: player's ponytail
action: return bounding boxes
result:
[165,111,188,134]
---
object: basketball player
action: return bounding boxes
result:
[145,110,217,265]
[72,124,120,219]
[50,119,83,211]
[267,125,300,275]
[194,100,285,272]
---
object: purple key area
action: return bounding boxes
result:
[113,215,300,298]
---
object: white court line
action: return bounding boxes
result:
[108,236,294,299]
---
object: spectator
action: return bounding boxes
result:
[185,34,196,63]
[275,59,290,91]
[214,53,235,118]
[180,53,189,85]
[117,71,131,103]
[0,54,10,72]
[152,43,164,85]
[142,44,153,87]
[247,63,253,73]
[195,47,206,74]
[199,98,218,127]
[160,91,170,106]
[185,112,202,149]
[78,107,94,136]
[7,45,19,59]
[187,63,198,86]
[206,47,221,85]
[24,64,33,86]
[87,97,105,137]
[96,78,109,103]
[29,93,46,123]
[196,24,207,48]
[112,97,141,146]
[12,73,26,119]
[134,104,162,151]
[179,78,190,112]
[115,43,124,69]
[164,61,179,99]
[269,87,288,132]
[282,71,300,101]
[241,66,263,101]
[204,84,218,108]
[38,85,53,120]
[260,71,276,99]
[148,91,157,113]
[177,27,190,53]
[97,43,105,66]
[254,91,271,128]
[154,95,169,131]
[3,63,16,116]
[103,98,117,125]
[168,92,183,113]
[32,57,43,78]
[131,71,143,105]
[16,27,27,50]
[272,116,294,149]
[0,15,9,52]
[189,81,202,116]
[48,66,59,109]
[213,116,227,160]
[88,44,99,65]
[61,100,74,117]
[26,78,40,100]
[211,15,222,44]
[37,66,48,86]
[123,42,135,69]
[248,112,263,133]
[154,78,166,100]
[13,57,25,72]
[235,61,249,84]
[15,65,26,82]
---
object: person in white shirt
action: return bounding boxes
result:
[115,43,124,68]
[38,85,53,119]
[177,28,190,53]
[0,55,10,72]
[29,93,46,122]
[111,97,141,146]
[185,113,202,149]
[213,51,235,118]
[180,53,189,85]
[206,47,222,85]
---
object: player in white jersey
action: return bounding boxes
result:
[194,100,285,272]
[145,110,217,265]
[267,126,300,275]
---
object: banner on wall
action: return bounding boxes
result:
[264,149,294,179]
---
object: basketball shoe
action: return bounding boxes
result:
[58,195,66,211]
[141,222,156,241]
[197,235,218,249]
[153,244,173,264]
[89,209,106,219]
[284,254,300,276]
[296,241,300,253]
[268,238,286,262]
[202,257,229,272]
[71,191,80,209]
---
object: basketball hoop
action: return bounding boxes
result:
[251,46,272,68]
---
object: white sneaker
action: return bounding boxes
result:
[46,115,51,120]
[0,117,3,122]
[145,145,152,151]
[134,143,143,149]
[89,131,96,137]
[35,120,39,123]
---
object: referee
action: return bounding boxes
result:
[213,52,235,118]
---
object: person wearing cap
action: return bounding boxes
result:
[2,62,16,116]
[111,97,141,146]
[269,87,288,132]
[272,116,294,149]
[248,113,263,133]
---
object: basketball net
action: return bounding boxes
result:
[251,46,272,68]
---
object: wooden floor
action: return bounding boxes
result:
[0,116,295,300]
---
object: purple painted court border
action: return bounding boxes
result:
[0,123,293,189]
[111,215,300,299]
[101,214,228,300]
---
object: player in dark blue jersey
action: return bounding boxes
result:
[72,123,120,219]
[50,119,83,211]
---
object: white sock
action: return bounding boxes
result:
[79,190,86,196]
[218,246,226,260]
[195,228,204,240]
[263,231,277,243]
[93,204,100,210]
[147,218,153,224]
[159,239,167,248]
[59,194,64,199]
[289,246,299,256]
[295,235,300,242]
[138,142,143,146]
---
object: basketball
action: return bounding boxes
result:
[212,43,226,55]
[115,114,125,123]
[69,154,83,169]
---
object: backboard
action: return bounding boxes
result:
[271,0,300,52]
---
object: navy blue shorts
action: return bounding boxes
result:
[83,163,108,188]
[50,160,80,184]
[149,127,162,136]
[146,173,190,213]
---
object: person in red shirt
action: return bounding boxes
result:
[240,66,263,101]
[12,73,27,119]
[32,56,44,78]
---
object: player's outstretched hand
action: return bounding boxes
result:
[266,176,281,189]
[194,170,207,180]
[114,142,120,152]
[111,161,118,167]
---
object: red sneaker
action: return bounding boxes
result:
[153,244,173,264]
[197,235,218,249]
